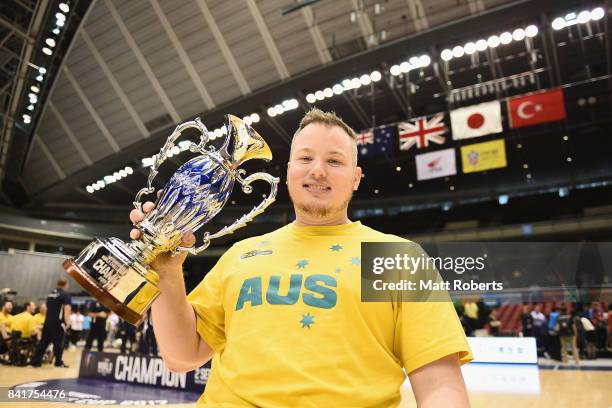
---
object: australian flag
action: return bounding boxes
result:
[358,124,397,158]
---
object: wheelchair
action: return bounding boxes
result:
[7,331,36,366]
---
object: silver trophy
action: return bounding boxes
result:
[64,114,279,325]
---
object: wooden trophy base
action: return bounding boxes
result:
[63,259,145,326]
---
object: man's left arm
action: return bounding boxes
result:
[408,353,469,408]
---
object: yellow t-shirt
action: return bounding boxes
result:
[33,313,46,327]
[188,221,472,407]
[0,311,11,326]
[6,312,37,338]
[464,302,479,320]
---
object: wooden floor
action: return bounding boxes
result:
[1,348,611,407]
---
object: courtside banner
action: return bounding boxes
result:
[360,242,612,302]
[78,351,210,392]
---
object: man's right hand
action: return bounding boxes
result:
[129,199,196,275]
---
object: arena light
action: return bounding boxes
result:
[350,77,361,88]
[250,113,260,123]
[487,35,500,48]
[359,74,371,86]
[27,104,34,111]
[315,90,324,100]
[22,114,31,124]
[577,10,591,24]
[30,85,40,93]
[125,166,133,175]
[552,7,605,30]
[323,87,333,97]
[52,28,60,35]
[590,7,605,21]
[441,25,538,61]
[475,39,488,51]
[390,65,401,76]
[55,18,65,28]
[441,49,453,61]
[499,32,512,44]
[92,184,100,191]
[59,2,70,12]
[242,116,252,126]
[370,70,382,82]
[36,74,43,81]
[512,28,526,40]
[464,42,476,55]
[42,47,52,55]
[452,45,465,58]
[525,25,538,38]
[86,185,94,194]
[267,107,276,117]
[178,140,190,151]
[45,38,56,47]
[306,93,316,103]
[38,67,46,74]
[332,84,344,94]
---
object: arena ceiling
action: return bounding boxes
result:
[1,0,610,240]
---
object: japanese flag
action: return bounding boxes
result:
[450,101,502,140]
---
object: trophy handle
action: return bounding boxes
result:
[175,170,280,255]
[132,117,210,213]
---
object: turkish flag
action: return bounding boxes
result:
[450,101,503,140]
[507,88,566,128]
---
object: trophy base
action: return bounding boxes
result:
[64,259,144,325]
[63,238,161,326]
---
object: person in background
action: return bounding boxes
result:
[580,313,597,359]
[33,303,47,334]
[488,309,501,337]
[0,301,13,341]
[531,304,547,356]
[520,304,533,337]
[82,306,92,343]
[119,319,136,354]
[106,312,119,348]
[85,301,108,352]
[607,303,612,352]
[558,306,580,365]
[69,308,84,349]
[4,301,39,339]
[463,299,479,333]
[30,279,71,368]
[547,305,561,360]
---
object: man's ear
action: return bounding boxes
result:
[353,166,362,190]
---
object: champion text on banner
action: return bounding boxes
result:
[415,148,457,180]
[460,139,507,173]
[450,100,503,140]
[507,88,566,128]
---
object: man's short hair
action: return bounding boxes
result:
[57,278,68,287]
[291,108,358,166]
[24,301,34,309]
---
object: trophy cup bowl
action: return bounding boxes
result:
[64,114,279,325]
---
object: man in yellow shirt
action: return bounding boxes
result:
[5,301,38,339]
[130,109,472,407]
[33,303,47,328]
[0,301,13,340]
[0,301,12,325]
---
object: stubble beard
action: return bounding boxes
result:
[289,187,353,219]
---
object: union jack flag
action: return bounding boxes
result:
[398,113,447,151]
[356,130,374,146]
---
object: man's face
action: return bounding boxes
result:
[287,123,361,219]
[40,303,47,314]
[3,302,12,313]
[26,302,35,314]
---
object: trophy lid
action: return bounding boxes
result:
[220,114,272,169]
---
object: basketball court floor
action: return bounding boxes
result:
[1,347,611,408]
